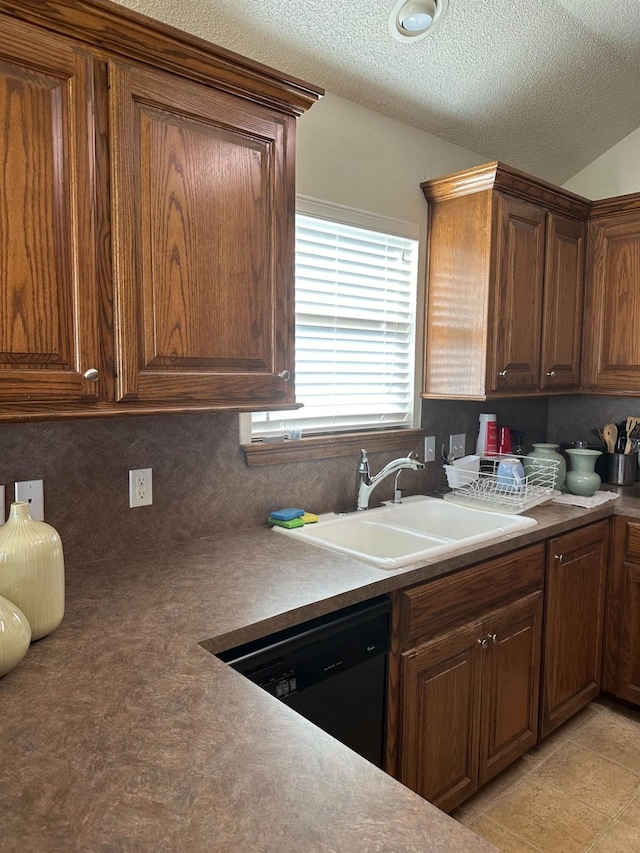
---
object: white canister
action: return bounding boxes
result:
[476,413,498,456]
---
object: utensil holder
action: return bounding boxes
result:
[605,452,637,486]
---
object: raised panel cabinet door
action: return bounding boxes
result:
[109,61,295,407]
[540,522,608,737]
[489,194,546,393]
[478,592,542,786]
[399,622,483,813]
[616,555,640,706]
[582,214,640,392]
[0,16,102,405]
[540,214,585,390]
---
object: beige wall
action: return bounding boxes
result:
[296,92,482,224]
[563,126,640,199]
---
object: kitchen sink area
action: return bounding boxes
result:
[272,495,538,568]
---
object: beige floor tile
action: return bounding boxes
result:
[574,708,640,773]
[534,741,640,816]
[617,789,640,830]
[451,759,532,826]
[521,705,602,770]
[470,815,541,853]
[587,820,640,853]
[484,776,609,853]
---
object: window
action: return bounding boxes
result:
[250,198,419,440]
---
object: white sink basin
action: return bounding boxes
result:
[272,495,537,569]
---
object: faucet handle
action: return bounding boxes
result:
[358,449,370,474]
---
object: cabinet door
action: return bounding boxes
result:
[606,519,640,706]
[540,214,585,390]
[478,592,542,785]
[399,622,482,813]
[0,17,102,406]
[489,194,546,393]
[616,563,640,705]
[109,61,295,408]
[540,523,608,737]
[582,213,640,392]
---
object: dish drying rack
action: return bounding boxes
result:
[443,455,561,513]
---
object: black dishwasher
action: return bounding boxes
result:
[218,596,391,768]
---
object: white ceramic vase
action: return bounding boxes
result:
[0,502,65,640]
[0,594,31,676]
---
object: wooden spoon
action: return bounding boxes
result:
[602,423,618,453]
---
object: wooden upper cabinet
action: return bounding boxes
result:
[489,195,546,394]
[110,62,295,407]
[0,16,102,406]
[0,0,321,420]
[541,213,586,390]
[582,196,640,394]
[421,162,589,399]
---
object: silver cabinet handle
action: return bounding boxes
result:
[499,369,508,377]
[488,633,497,644]
[83,368,99,382]
[477,637,489,648]
[278,370,291,382]
[547,370,556,377]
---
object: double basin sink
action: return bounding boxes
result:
[272,495,537,569]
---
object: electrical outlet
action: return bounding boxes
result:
[424,436,436,463]
[449,434,466,460]
[15,479,45,520]
[129,468,153,508]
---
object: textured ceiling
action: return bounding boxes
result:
[113,0,640,184]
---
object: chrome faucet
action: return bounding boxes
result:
[355,449,425,511]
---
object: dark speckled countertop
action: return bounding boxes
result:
[4,490,640,852]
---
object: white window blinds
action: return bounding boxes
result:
[252,205,419,438]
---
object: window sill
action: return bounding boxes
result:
[242,428,425,467]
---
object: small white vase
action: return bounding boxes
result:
[0,594,31,677]
[0,502,65,640]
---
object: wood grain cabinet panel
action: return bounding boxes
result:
[421,162,589,399]
[541,213,586,390]
[603,517,640,705]
[394,547,544,813]
[489,195,546,393]
[0,15,103,405]
[582,201,640,394]
[110,62,296,407]
[0,0,320,420]
[399,622,482,812]
[540,522,609,738]
[479,594,541,785]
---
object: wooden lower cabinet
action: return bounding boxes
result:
[604,516,640,705]
[399,620,481,810]
[540,522,609,737]
[392,544,544,813]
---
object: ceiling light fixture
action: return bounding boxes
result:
[389,0,448,43]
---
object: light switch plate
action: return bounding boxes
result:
[15,479,44,520]
[449,434,466,460]
[424,436,436,463]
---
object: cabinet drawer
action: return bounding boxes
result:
[626,522,640,562]
[396,544,545,648]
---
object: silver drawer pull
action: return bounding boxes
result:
[499,369,508,377]
[547,370,556,377]
[278,370,291,382]
[83,368,99,382]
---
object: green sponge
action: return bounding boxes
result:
[268,516,305,529]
